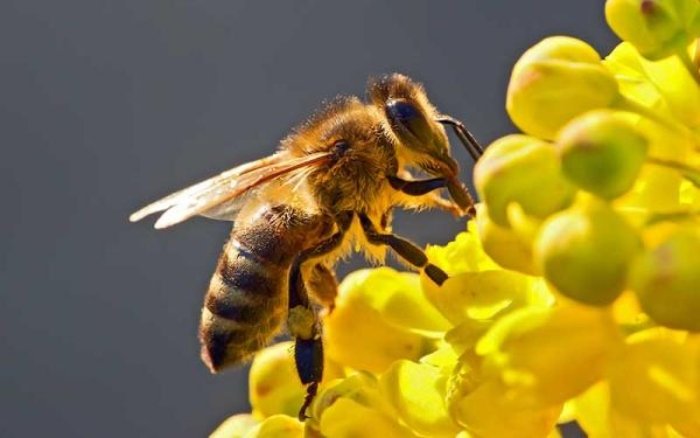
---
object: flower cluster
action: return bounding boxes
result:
[211,1,700,436]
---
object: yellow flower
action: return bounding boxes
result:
[476,303,622,409]
[607,329,700,425]
[307,372,415,437]
[323,268,446,373]
[447,357,562,438]
[605,0,700,60]
[379,360,461,437]
[212,4,700,437]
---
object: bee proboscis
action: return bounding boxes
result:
[130,73,483,419]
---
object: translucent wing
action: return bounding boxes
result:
[129,151,331,229]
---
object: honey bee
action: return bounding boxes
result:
[130,73,483,419]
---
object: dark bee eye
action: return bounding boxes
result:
[385,98,432,145]
[386,99,421,125]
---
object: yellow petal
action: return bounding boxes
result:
[477,304,621,409]
[309,372,397,428]
[379,360,460,437]
[319,398,418,438]
[324,270,432,373]
[424,269,551,326]
[607,330,700,424]
[243,415,303,438]
[210,414,259,438]
[449,375,562,438]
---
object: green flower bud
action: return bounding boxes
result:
[534,200,643,305]
[474,134,576,227]
[630,228,700,331]
[506,36,619,139]
[605,0,700,60]
[556,110,649,199]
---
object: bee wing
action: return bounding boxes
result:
[129,151,331,229]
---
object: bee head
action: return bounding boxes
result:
[368,73,459,177]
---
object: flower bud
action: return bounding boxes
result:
[474,135,576,227]
[475,204,538,275]
[506,36,619,139]
[210,414,258,438]
[248,342,305,419]
[630,228,700,331]
[556,110,648,199]
[534,200,642,305]
[605,0,700,60]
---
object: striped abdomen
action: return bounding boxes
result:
[199,205,328,372]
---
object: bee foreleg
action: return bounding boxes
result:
[387,175,447,196]
[358,213,448,286]
[388,175,469,217]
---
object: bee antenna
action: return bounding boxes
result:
[436,115,484,162]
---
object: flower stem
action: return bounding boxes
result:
[616,96,700,149]
[676,46,700,87]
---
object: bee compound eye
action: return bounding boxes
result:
[386,99,433,147]
[386,99,421,126]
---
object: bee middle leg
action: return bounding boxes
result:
[288,211,352,420]
[307,263,338,312]
[358,213,448,286]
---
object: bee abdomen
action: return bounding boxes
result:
[199,237,287,372]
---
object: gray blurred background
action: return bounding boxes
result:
[1,1,615,436]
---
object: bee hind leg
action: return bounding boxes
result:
[294,336,323,420]
[358,213,448,286]
[288,211,353,420]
